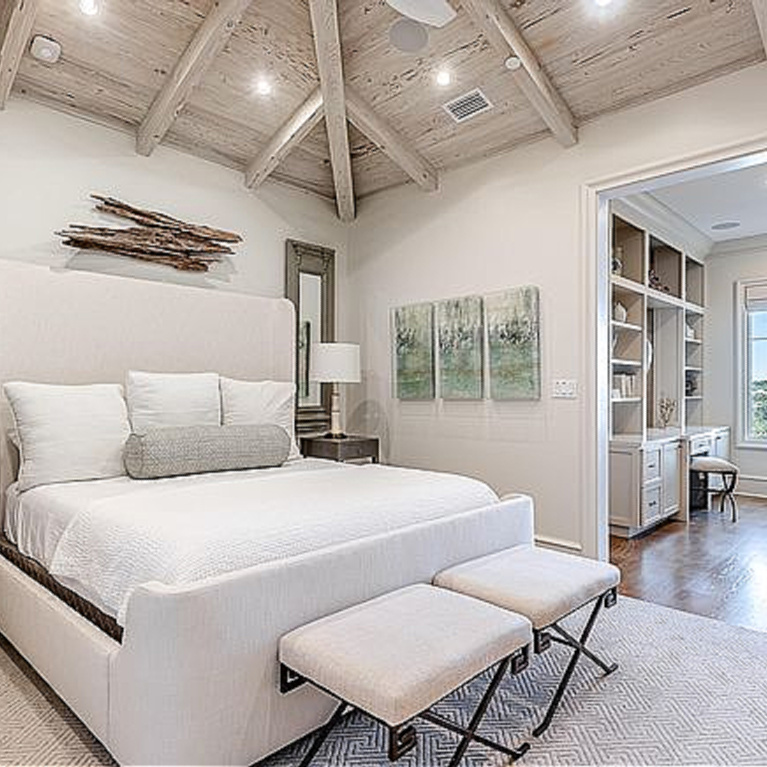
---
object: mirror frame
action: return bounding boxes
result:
[285,239,336,434]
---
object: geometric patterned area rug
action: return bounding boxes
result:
[1,597,767,766]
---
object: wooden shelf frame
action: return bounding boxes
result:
[609,210,707,440]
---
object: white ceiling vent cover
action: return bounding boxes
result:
[442,88,493,123]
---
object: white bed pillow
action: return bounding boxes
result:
[126,371,221,433]
[3,382,130,491]
[219,377,300,460]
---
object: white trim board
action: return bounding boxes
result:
[581,132,767,562]
[535,535,583,553]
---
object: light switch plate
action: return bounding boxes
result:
[552,379,578,399]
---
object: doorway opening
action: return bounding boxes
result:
[592,147,767,634]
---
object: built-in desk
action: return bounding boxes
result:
[610,426,730,538]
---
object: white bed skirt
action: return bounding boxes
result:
[0,494,534,765]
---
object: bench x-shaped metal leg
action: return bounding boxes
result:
[718,472,738,522]
[532,588,618,738]
[288,647,531,766]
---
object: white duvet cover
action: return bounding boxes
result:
[10,459,498,625]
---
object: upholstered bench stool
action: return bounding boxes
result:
[690,455,739,522]
[435,545,621,737]
[279,584,533,767]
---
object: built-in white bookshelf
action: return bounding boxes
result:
[610,214,706,440]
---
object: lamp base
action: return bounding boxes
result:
[324,431,349,440]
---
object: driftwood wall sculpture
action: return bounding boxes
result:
[56,195,242,272]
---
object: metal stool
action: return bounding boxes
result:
[435,545,621,737]
[690,456,739,522]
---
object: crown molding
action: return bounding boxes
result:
[611,193,714,260]
[709,233,767,258]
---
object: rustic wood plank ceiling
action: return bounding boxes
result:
[4,0,765,217]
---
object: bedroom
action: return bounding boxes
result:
[1,0,766,765]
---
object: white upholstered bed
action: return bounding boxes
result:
[0,260,534,765]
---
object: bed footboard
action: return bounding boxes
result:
[108,495,534,765]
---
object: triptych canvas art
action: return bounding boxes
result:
[392,286,541,401]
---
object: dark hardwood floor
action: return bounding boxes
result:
[610,496,767,634]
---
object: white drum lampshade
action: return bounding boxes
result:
[309,343,361,437]
[310,343,361,384]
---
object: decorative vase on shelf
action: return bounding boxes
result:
[612,246,624,277]
[658,397,677,429]
[613,302,628,323]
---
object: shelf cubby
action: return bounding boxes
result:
[612,217,645,287]
[685,256,705,307]
[649,237,683,299]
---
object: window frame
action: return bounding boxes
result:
[736,279,767,449]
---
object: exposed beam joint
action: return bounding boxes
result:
[753,0,767,54]
[137,0,253,156]
[0,0,39,110]
[244,87,324,189]
[463,0,577,148]
[346,87,439,192]
[308,0,355,222]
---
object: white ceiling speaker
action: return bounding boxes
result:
[385,0,457,28]
[389,17,429,53]
[30,35,62,64]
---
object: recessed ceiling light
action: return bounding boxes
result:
[504,55,521,71]
[254,78,272,96]
[711,221,741,231]
[79,0,99,16]
[435,69,451,86]
[595,0,613,6]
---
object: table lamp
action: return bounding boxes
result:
[310,342,361,438]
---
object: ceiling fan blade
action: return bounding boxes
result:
[385,0,457,28]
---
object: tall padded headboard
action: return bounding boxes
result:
[0,260,294,515]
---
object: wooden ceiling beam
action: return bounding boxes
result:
[244,87,324,189]
[0,0,39,110]
[308,0,355,222]
[137,0,253,157]
[346,87,439,192]
[752,0,767,53]
[463,0,577,148]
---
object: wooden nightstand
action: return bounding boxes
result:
[300,435,379,464]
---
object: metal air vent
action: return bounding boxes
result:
[442,88,493,123]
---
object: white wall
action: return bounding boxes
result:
[345,62,767,554]
[705,236,767,496]
[0,98,347,299]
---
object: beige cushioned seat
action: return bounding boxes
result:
[690,456,738,474]
[435,545,620,630]
[279,584,532,727]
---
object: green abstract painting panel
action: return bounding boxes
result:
[437,296,484,399]
[486,287,541,400]
[394,303,435,400]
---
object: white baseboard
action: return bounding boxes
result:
[736,475,767,499]
[535,535,583,553]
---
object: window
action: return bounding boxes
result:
[743,283,767,442]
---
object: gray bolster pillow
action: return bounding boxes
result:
[124,424,291,479]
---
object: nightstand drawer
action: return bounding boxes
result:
[338,439,378,461]
[301,435,379,463]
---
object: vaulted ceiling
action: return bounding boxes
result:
[2,0,766,220]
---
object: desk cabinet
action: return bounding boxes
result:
[610,438,681,538]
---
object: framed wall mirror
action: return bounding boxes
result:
[285,239,336,434]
